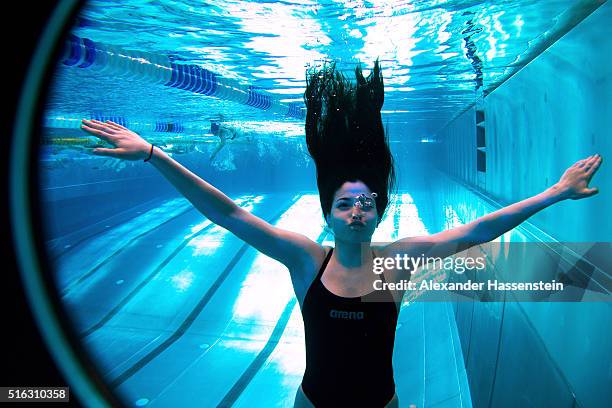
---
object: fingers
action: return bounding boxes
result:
[580,156,594,170]
[577,155,594,167]
[105,120,129,131]
[585,154,598,166]
[81,122,114,141]
[577,154,601,169]
[82,118,134,135]
[82,119,116,133]
[83,119,111,128]
[585,154,602,176]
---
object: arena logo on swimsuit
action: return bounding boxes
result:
[329,309,365,320]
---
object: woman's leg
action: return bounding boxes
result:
[293,385,400,408]
[293,385,315,408]
[385,393,400,408]
[209,138,226,162]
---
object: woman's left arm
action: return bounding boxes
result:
[384,154,603,261]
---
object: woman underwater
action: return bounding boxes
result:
[80,60,602,407]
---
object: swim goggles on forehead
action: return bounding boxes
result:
[353,192,378,209]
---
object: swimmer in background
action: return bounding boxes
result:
[209,114,240,162]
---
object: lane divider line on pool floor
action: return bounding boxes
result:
[48,195,166,261]
[216,229,328,408]
[61,196,254,297]
[108,195,302,388]
[77,196,261,337]
[60,206,195,297]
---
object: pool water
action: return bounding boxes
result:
[38,1,611,407]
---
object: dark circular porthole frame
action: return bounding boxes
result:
[10,1,125,406]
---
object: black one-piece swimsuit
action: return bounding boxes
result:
[301,248,399,407]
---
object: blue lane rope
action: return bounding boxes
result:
[61,34,304,120]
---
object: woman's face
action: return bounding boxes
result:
[326,180,379,242]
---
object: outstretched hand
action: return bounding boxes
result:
[555,154,603,200]
[81,119,151,161]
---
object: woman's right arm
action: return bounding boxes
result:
[81,119,323,273]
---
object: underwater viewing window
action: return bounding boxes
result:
[9,1,611,407]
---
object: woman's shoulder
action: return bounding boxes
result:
[310,245,332,271]
[291,244,330,307]
[291,244,329,276]
[371,244,387,258]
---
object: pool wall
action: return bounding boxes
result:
[436,2,611,407]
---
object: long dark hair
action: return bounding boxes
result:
[304,59,396,224]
